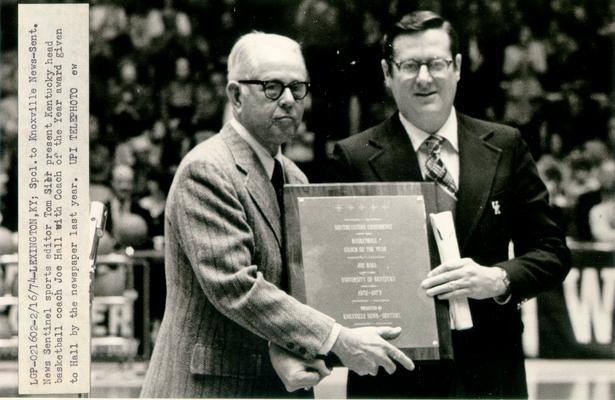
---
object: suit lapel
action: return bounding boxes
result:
[368,115,424,182]
[455,115,501,251]
[222,125,283,247]
[365,114,501,252]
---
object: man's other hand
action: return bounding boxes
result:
[331,326,415,376]
[269,343,331,392]
[421,258,508,300]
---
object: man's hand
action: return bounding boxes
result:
[421,258,507,300]
[331,326,414,376]
[269,343,331,392]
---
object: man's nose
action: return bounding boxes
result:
[415,64,433,83]
[278,87,296,107]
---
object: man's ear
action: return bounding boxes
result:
[454,54,462,82]
[381,59,392,88]
[226,81,242,109]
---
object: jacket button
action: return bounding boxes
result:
[287,343,295,350]
[298,347,307,355]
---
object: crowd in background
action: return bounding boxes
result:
[0,0,614,251]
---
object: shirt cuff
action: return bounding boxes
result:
[318,323,341,355]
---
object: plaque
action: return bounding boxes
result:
[284,182,453,360]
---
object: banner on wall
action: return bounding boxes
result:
[523,243,615,358]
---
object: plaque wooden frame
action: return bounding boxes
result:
[284,182,454,360]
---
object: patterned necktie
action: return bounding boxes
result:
[424,135,458,195]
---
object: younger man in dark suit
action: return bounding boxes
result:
[330,11,571,398]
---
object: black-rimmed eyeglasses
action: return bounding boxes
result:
[238,80,310,101]
[390,58,454,78]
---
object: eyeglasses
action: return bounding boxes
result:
[390,58,454,78]
[238,80,310,101]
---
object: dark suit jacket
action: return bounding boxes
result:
[140,124,335,398]
[330,113,571,398]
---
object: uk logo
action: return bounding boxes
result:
[491,200,501,215]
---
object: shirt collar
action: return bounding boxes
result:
[398,107,459,152]
[230,118,282,179]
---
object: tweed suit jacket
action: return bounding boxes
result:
[141,123,335,398]
[330,112,570,398]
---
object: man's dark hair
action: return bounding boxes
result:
[383,10,459,66]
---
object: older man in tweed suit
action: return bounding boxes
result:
[140,32,413,398]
